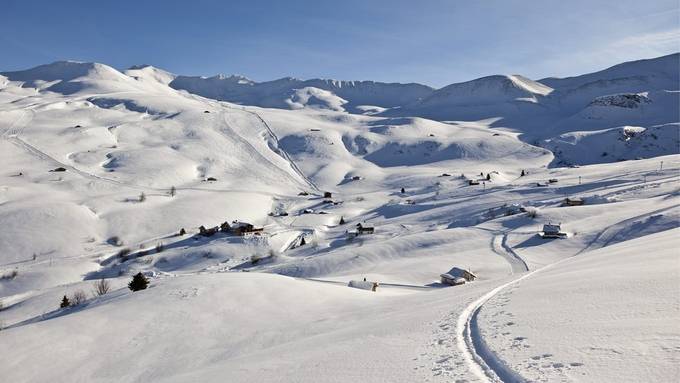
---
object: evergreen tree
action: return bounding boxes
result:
[169,186,176,197]
[400,187,405,194]
[339,216,345,225]
[60,295,70,308]
[300,236,306,246]
[520,170,525,177]
[486,173,491,181]
[128,272,149,291]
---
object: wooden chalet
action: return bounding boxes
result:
[541,223,566,238]
[356,223,374,235]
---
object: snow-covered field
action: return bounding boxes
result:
[0,55,678,382]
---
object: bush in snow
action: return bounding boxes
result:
[139,192,146,202]
[525,207,539,219]
[60,295,71,308]
[92,279,111,296]
[0,269,18,280]
[169,186,176,197]
[128,272,149,291]
[71,290,87,306]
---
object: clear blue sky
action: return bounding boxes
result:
[1,0,678,87]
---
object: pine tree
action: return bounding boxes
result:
[169,186,176,197]
[486,173,491,181]
[400,187,405,194]
[299,236,306,246]
[520,169,525,177]
[128,272,149,291]
[139,192,146,202]
[339,216,345,225]
[60,295,70,308]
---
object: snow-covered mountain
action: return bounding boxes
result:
[0,55,678,382]
[169,75,434,113]
[166,54,679,167]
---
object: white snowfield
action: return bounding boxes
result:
[0,54,678,382]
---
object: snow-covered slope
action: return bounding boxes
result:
[385,74,553,121]
[545,123,680,166]
[540,53,679,92]
[478,228,680,382]
[0,57,678,382]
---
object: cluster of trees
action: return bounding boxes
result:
[59,273,149,309]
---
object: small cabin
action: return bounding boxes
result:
[468,180,480,186]
[298,191,309,196]
[548,178,559,183]
[536,182,548,187]
[199,225,219,237]
[563,197,584,206]
[441,267,477,286]
[542,223,566,238]
[356,223,374,234]
[323,191,332,198]
[220,221,231,232]
[351,176,362,181]
[230,221,263,236]
[348,280,379,292]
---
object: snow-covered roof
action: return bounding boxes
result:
[230,221,254,229]
[443,267,475,278]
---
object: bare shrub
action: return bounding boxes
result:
[525,207,539,219]
[137,257,153,265]
[139,192,146,202]
[92,279,111,296]
[71,290,87,306]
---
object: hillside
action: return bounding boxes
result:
[0,56,678,382]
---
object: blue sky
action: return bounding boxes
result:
[1,0,678,87]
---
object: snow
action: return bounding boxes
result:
[0,54,678,382]
[477,229,680,382]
